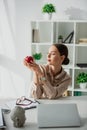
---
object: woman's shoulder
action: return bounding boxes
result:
[62,68,71,79]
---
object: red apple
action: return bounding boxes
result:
[25,56,33,63]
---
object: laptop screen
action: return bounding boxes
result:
[37,103,81,128]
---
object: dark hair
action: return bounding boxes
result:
[53,43,70,65]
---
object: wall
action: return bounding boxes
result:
[0,0,87,98]
[43,0,87,20]
[0,0,42,98]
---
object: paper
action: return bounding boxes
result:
[6,98,40,110]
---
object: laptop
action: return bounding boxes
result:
[37,103,81,128]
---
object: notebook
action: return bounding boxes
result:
[37,103,81,128]
[0,108,6,128]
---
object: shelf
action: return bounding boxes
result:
[30,20,87,97]
[31,20,87,23]
[64,43,74,46]
[74,88,87,92]
[68,87,73,91]
[32,42,52,45]
[74,66,87,70]
[62,64,73,69]
[75,44,87,47]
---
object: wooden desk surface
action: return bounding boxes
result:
[1,96,87,130]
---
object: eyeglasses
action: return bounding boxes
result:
[16,96,39,106]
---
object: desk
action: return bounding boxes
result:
[1,96,87,130]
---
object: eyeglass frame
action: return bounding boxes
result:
[16,96,39,106]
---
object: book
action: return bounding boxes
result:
[32,29,40,43]
[0,108,6,128]
[79,38,87,43]
[74,91,82,96]
[76,63,87,68]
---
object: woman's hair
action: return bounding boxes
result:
[53,43,70,65]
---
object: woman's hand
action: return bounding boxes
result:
[23,59,43,76]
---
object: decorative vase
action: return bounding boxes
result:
[79,83,87,89]
[43,13,52,20]
[58,38,63,44]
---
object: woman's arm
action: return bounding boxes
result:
[24,59,45,99]
[31,72,43,99]
[33,72,39,85]
[41,76,71,99]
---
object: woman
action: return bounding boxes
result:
[23,44,71,99]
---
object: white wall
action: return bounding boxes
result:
[0,0,87,98]
[43,0,87,20]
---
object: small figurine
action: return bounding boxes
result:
[10,106,26,127]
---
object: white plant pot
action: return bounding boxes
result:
[79,83,87,89]
[43,13,52,20]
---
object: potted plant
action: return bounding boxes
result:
[76,72,87,89]
[33,52,42,60]
[58,35,63,43]
[42,3,56,20]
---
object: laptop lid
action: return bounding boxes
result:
[37,103,81,128]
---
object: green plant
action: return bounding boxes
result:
[58,35,63,39]
[33,53,42,60]
[76,72,87,84]
[42,3,56,13]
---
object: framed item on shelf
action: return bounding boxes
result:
[32,29,40,43]
[63,31,74,43]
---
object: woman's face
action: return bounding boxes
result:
[47,45,65,66]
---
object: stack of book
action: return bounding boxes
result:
[78,38,87,44]
[74,91,82,96]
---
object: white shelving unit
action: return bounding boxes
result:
[30,20,87,96]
